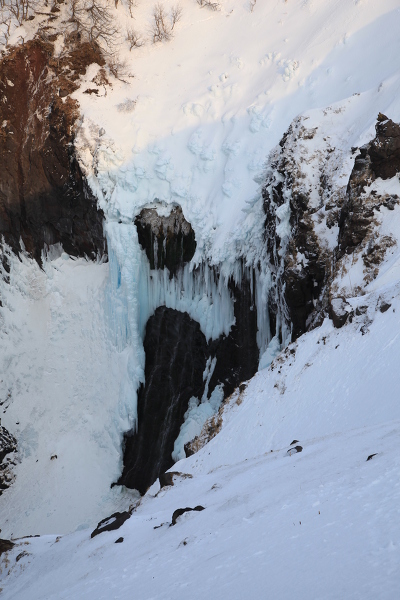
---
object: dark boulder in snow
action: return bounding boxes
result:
[159,471,193,489]
[379,301,391,313]
[329,297,353,329]
[0,538,15,556]
[91,511,131,539]
[366,453,378,461]
[171,506,205,526]
[287,445,303,456]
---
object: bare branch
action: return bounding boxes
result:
[126,26,143,50]
[170,3,182,30]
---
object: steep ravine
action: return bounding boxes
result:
[3,38,399,507]
[117,207,260,493]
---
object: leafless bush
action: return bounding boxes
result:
[0,0,39,47]
[170,3,182,30]
[249,0,256,12]
[126,0,136,19]
[126,26,143,50]
[66,0,119,52]
[151,3,170,43]
[108,56,133,82]
[150,2,182,43]
[197,0,220,10]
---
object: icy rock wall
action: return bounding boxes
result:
[118,306,209,494]
[104,204,270,492]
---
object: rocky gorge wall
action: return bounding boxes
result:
[0,38,106,264]
[3,36,400,502]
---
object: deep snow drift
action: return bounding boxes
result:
[1,0,400,597]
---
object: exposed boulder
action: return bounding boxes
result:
[329,297,353,329]
[91,511,131,539]
[135,206,196,276]
[0,538,14,556]
[171,506,205,526]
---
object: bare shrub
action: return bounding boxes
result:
[150,2,182,43]
[66,0,119,52]
[126,0,136,19]
[151,3,170,43]
[170,3,182,30]
[0,0,39,47]
[108,56,133,82]
[197,0,220,10]
[126,26,143,50]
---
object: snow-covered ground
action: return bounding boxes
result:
[0,250,137,538]
[2,273,400,598]
[1,0,400,596]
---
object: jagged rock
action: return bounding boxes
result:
[208,272,259,399]
[0,425,17,495]
[262,122,328,341]
[0,538,14,556]
[91,512,131,539]
[0,38,106,264]
[379,301,391,313]
[366,454,378,461]
[159,471,193,488]
[135,206,196,276]
[287,445,303,456]
[118,307,208,494]
[171,506,205,526]
[338,115,400,258]
[329,297,353,328]
[369,114,400,179]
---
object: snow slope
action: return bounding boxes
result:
[0,250,138,538]
[2,275,400,598]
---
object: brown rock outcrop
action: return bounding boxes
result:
[0,39,106,263]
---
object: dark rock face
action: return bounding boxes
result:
[0,539,14,556]
[118,210,260,494]
[262,133,327,341]
[262,114,400,338]
[119,281,259,494]
[0,425,17,494]
[0,39,106,263]
[369,114,400,179]
[338,114,400,258]
[208,272,259,399]
[135,206,196,276]
[118,307,209,494]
